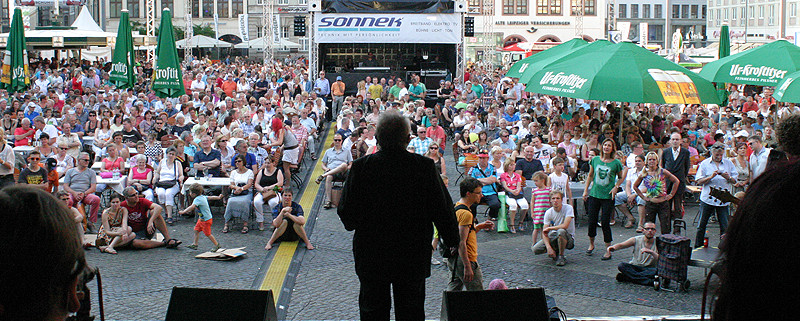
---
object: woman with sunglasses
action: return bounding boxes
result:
[223,154,254,234]
[95,193,135,254]
[424,142,446,175]
[632,152,680,236]
[153,147,184,225]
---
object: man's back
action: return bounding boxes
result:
[338,149,458,281]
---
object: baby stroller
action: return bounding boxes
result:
[654,219,692,292]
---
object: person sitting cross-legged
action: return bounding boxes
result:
[264,188,314,250]
[607,221,660,286]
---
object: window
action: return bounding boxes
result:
[202,0,213,18]
[217,0,229,18]
[681,5,689,18]
[672,5,680,19]
[300,37,309,51]
[654,4,663,18]
[298,0,307,4]
[769,5,775,25]
[759,5,764,19]
[110,0,123,18]
[232,0,244,16]
[505,0,528,15]
[732,6,737,20]
[643,4,650,18]
[702,5,707,18]
[128,0,140,18]
[570,0,595,16]
[278,0,290,4]
[716,9,721,25]
[192,0,200,18]
[750,6,755,19]
[691,5,698,19]
[740,7,745,20]
[162,0,174,13]
[517,0,530,14]
[282,25,290,38]
[631,4,638,18]
[791,3,797,18]
[618,4,626,18]
[537,0,559,15]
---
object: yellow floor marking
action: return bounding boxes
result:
[259,124,337,300]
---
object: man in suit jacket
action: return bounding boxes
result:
[661,132,691,234]
[338,111,460,320]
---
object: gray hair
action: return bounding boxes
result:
[123,186,137,196]
[375,110,410,150]
[135,154,147,162]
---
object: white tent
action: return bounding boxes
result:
[0,6,114,43]
[234,37,301,50]
[176,35,232,49]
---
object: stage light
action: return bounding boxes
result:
[294,16,306,37]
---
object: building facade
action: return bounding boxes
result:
[614,0,707,48]
[101,0,309,52]
[469,0,607,62]
[706,0,800,44]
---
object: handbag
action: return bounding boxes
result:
[155,160,178,188]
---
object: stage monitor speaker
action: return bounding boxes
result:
[165,287,278,321]
[308,0,322,12]
[441,288,550,321]
[454,0,468,13]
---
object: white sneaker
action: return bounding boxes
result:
[431,257,441,265]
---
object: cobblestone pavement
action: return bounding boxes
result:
[83,130,721,320]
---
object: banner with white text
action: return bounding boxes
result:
[313,13,461,44]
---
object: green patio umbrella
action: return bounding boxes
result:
[151,8,185,98]
[1,8,30,94]
[716,24,731,106]
[109,10,136,89]
[773,70,800,103]
[700,39,800,87]
[525,41,720,104]
[505,38,588,82]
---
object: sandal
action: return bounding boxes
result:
[166,217,174,225]
[164,238,182,248]
[624,218,635,229]
[323,201,334,209]
[241,226,249,234]
[601,253,613,260]
[187,244,198,250]
[510,226,517,234]
[222,225,230,233]
[315,175,324,184]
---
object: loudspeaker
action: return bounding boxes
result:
[454,0,468,13]
[308,0,322,12]
[165,287,278,321]
[441,288,551,321]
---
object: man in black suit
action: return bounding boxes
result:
[661,131,691,234]
[338,111,460,320]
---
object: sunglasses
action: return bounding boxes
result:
[429,146,438,150]
[333,139,342,142]
[29,158,40,161]
[220,140,228,142]
[235,160,244,163]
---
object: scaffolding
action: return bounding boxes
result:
[184,1,193,63]
[308,11,317,79]
[262,0,274,63]
[575,0,584,37]
[146,0,155,63]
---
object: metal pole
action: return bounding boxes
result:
[745,0,749,43]
[665,0,671,49]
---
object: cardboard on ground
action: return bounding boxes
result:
[195,247,247,261]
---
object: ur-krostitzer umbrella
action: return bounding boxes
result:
[506,38,588,81]
[109,10,135,89]
[1,8,30,94]
[772,70,800,103]
[524,41,720,105]
[700,39,800,87]
[151,8,185,98]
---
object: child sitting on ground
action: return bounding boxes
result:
[179,183,223,251]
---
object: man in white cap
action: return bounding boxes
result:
[331,76,346,116]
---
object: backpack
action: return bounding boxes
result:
[438,204,475,259]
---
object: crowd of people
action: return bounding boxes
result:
[2,52,800,319]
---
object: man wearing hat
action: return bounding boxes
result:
[469,149,502,221]
[331,76,346,117]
